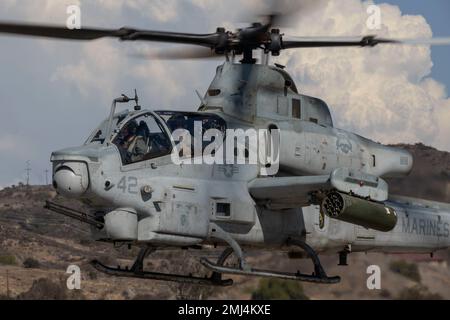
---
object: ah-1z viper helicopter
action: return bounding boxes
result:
[1,6,450,286]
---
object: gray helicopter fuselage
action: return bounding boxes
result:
[51,141,450,254]
[50,62,450,257]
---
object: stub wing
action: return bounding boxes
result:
[249,168,391,210]
[248,175,330,209]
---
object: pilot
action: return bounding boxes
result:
[167,114,187,132]
[116,121,138,164]
[128,121,150,162]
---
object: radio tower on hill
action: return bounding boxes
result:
[25,160,31,186]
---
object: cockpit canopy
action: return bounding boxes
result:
[155,111,227,135]
[85,111,129,145]
[112,112,173,165]
[85,109,227,166]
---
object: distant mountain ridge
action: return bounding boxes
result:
[387,143,450,203]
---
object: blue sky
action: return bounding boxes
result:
[0,0,448,188]
[376,0,450,92]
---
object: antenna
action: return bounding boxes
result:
[133,89,141,111]
[25,160,31,186]
[117,89,141,110]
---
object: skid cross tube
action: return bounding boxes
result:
[91,247,233,287]
[200,238,341,284]
[209,223,250,271]
[286,237,331,279]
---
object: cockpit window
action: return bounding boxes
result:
[156,111,226,135]
[156,111,227,157]
[112,113,172,165]
[85,113,128,145]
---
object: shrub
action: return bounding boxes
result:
[16,278,86,300]
[98,255,117,266]
[0,255,17,266]
[23,258,40,269]
[389,260,421,282]
[251,278,309,300]
[379,289,391,299]
[87,270,98,280]
[397,285,443,300]
[79,239,91,246]
[17,278,68,300]
[166,251,215,300]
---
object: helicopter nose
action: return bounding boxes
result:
[53,162,89,198]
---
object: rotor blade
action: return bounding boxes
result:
[282,36,450,49]
[395,37,450,46]
[0,22,119,40]
[129,47,221,60]
[125,30,220,47]
[282,36,398,48]
[0,21,220,47]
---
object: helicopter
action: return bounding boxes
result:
[1,6,450,287]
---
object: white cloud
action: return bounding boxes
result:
[188,0,450,150]
[88,0,179,23]
[49,40,203,107]
[0,0,448,153]
[271,0,450,151]
[0,0,80,22]
[51,40,124,99]
[0,0,178,25]
[130,61,189,106]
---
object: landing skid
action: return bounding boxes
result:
[200,258,340,284]
[91,234,340,286]
[90,246,233,287]
[91,259,233,286]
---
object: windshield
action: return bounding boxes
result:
[85,112,128,145]
[112,112,172,165]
